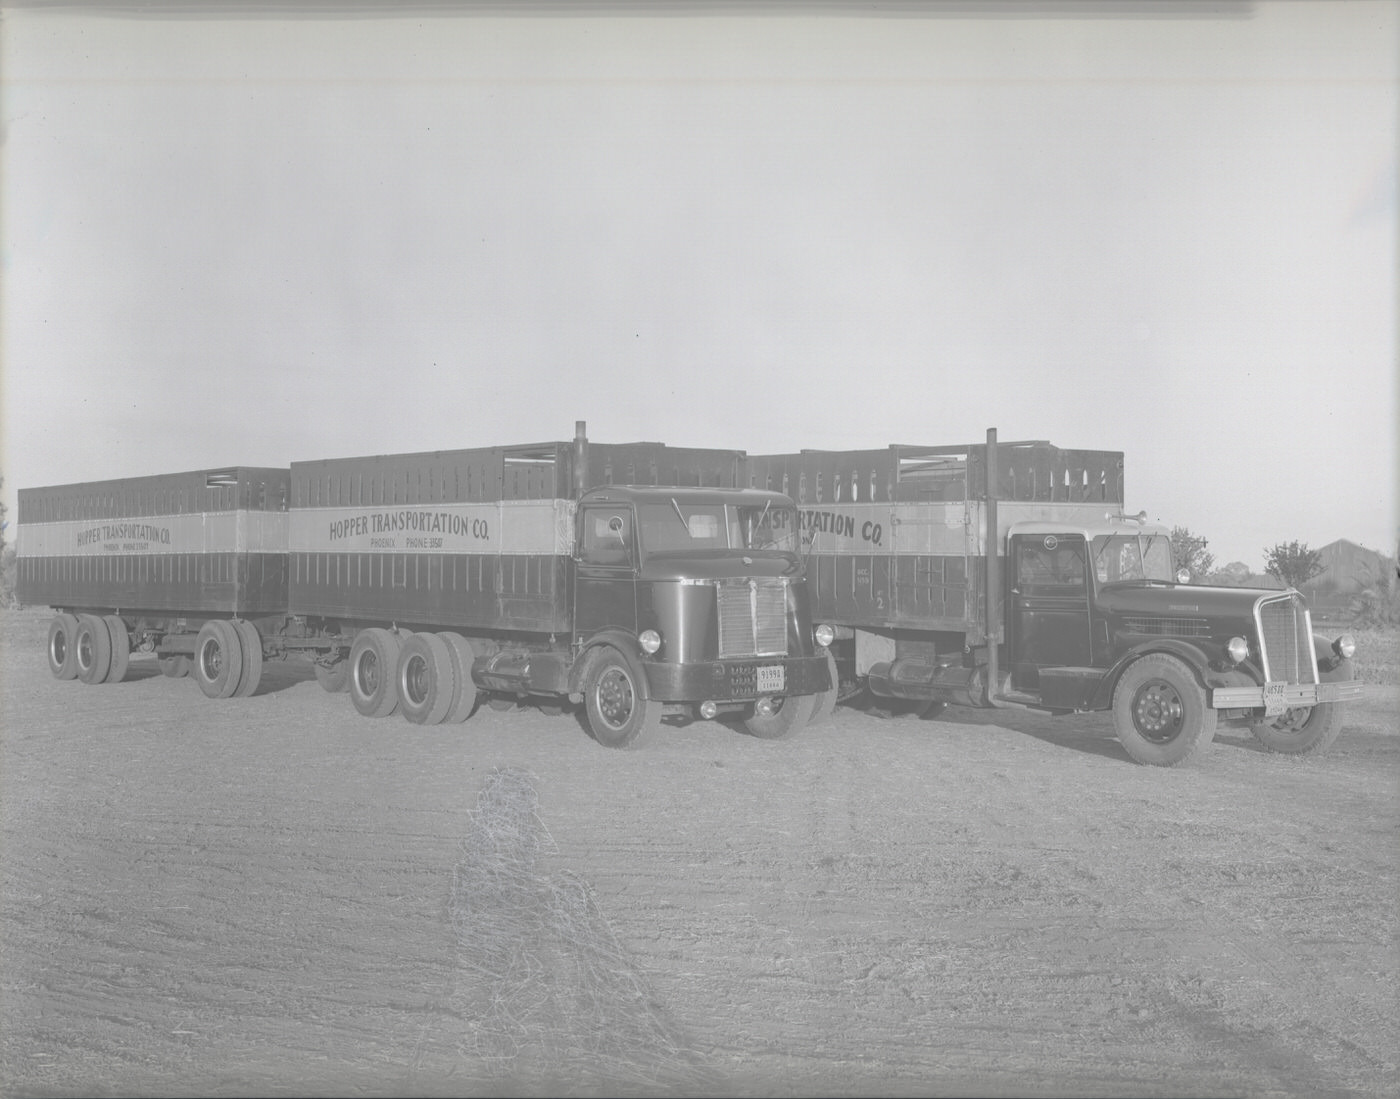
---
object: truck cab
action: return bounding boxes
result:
[1003,517,1361,764]
[567,485,833,745]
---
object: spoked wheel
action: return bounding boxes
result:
[1112,653,1217,767]
[193,620,244,699]
[584,648,661,749]
[349,628,403,718]
[47,613,80,680]
[396,631,455,725]
[75,614,113,685]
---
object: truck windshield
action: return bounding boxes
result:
[1092,533,1174,583]
[637,501,799,554]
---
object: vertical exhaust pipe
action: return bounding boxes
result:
[574,420,588,499]
[985,427,1004,707]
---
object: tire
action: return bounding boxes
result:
[75,614,113,685]
[742,692,818,740]
[397,632,455,725]
[436,632,480,724]
[315,659,350,693]
[1111,653,1217,767]
[1250,657,1352,756]
[193,620,243,700]
[161,655,191,678]
[232,619,264,697]
[584,648,662,749]
[349,628,402,718]
[47,613,80,680]
[808,649,840,726]
[103,615,130,684]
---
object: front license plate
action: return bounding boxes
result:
[1263,680,1288,717]
[757,665,785,693]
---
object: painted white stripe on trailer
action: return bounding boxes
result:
[798,501,1121,557]
[15,512,289,557]
[289,498,576,556]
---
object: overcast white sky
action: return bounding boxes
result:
[2,1,1395,568]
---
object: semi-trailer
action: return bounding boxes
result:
[18,424,834,749]
[747,429,1362,766]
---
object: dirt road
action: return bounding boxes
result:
[2,607,1396,1097]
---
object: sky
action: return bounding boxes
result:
[1,0,1396,570]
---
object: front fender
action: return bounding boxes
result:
[569,629,649,697]
[1088,639,1214,711]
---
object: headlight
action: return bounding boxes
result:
[1226,636,1249,664]
[638,629,662,655]
[814,623,835,648]
[1333,634,1356,660]
[1176,568,1192,584]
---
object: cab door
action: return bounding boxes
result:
[573,503,638,639]
[1007,533,1093,691]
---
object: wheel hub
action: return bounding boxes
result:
[1133,681,1184,742]
[597,668,635,729]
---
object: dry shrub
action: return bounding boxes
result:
[450,767,722,1096]
[1349,627,1400,686]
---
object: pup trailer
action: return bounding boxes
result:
[747,429,1362,766]
[18,424,833,749]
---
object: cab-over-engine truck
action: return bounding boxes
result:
[20,424,833,749]
[746,429,1362,766]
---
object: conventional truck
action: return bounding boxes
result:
[746,429,1362,766]
[18,424,833,748]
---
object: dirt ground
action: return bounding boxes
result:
[1,607,1396,1098]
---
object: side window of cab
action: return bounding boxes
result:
[1015,535,1087,595]
[580,507,633,567]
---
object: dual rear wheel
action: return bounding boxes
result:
[192,619,265,699]
[347,629,480,724]
[48,612,131,685]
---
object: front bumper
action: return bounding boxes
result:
[1212,679,1364,711]
[643,653,832,703]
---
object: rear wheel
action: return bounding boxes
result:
[436,633,480,723]
[397,632,455,725]
[584,648,661,749]
[75,614,113,685]
[743,693,818,740]
[47,613,80,680]
[1112,653,1217,767]
[193,620,243,699]
[349,628,402,718]
[232,620,264,697]
[1250,657,1352,756]
[102,615,131,683]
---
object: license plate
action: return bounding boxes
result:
[1263,681,1288,717]
[757,665,785,693]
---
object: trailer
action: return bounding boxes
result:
[748,429,1362,766]
[20,425,833,749]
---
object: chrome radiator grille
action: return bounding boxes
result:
[1257,594,1317,684]
[716,577,788,657]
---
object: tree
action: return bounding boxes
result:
[1169,526,1215,581]
[1263,540,1325,590]
[0,476,12,609]
[1206,561,1253,587]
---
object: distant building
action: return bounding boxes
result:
[1297,539,1396,619]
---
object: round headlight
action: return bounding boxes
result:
[638,629,662,655]
[1334,634,1356,660]
[814,623,835,648]
[1176,568,1192,584]
[1226,636,1249,664]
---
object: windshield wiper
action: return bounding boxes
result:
[669,497,688,531]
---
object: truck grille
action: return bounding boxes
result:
[716,577,788,657]
[1256,594,1317,684]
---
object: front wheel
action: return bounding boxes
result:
[742,693,818,740]
[1111,653,1217,767]
[1251,658,1352,756]
[584,649,662,750]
